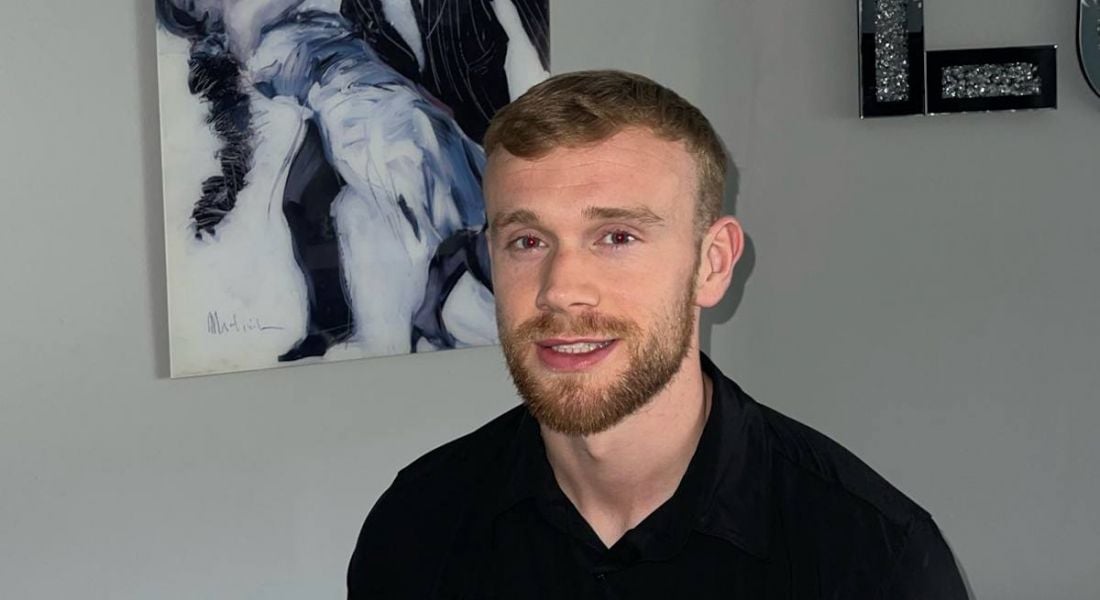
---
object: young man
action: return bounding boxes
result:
[348,70,970,599]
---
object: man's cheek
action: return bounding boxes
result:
[497,278,537,310]
[495,300,526,331]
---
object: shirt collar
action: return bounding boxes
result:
[491,352,772,560]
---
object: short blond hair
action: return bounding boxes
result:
[483,70,728,233]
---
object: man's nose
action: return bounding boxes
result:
[535,246,600,313]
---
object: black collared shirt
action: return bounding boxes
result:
[348,354,969,599]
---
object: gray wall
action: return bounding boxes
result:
[1,0,1096,598]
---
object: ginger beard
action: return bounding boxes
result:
[499,254,700,436]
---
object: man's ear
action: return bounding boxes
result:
[695,216,744,308]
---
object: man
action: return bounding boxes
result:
[348,70,970,598]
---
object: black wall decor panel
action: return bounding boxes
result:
[858,1,1059,117]
[859,0,925,117]
[1079,1,1100,99]
[926,46,1057,114]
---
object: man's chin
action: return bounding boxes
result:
[522,391,625,437]
[515,367,640,434]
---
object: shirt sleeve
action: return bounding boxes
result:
[347,481,441,600]
[346,485,399,599]
[346,475,454,600]
[880,516,972,600]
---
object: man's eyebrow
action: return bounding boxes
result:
[490,205,666,236]
[490,209,540,236]
[583,205,665,225]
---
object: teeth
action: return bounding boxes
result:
[550,341,611,354]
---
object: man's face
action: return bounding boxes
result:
[485,128,704,436]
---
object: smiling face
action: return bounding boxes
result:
[485,128,706,436]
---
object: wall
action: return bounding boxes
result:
[0,0,1096,598]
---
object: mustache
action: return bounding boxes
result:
[509,312,641,343]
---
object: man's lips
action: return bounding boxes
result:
[534,338,620,371]
[536,338,616,347]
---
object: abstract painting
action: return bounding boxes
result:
[154,0,549,376]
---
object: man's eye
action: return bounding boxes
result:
[508,235,545,250]
[599,231,638,246]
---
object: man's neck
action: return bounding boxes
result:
[539,353,712,548]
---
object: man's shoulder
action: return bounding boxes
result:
[388,404,529,495]
[348,405,527,598]
[740,395,968,597]
[751,398,928,526]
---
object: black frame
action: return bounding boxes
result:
[858,0,926,117]
[1078,1,1100,99]
[925,46,1057,114]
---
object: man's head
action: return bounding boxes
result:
[484,70,729,240]
[483,70,742,437]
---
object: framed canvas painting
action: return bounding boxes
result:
[155,0,550,376]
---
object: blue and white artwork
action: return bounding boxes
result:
[155,0,549,376]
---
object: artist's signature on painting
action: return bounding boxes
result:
[206,311,284,335]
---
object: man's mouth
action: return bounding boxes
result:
[534,338,619,371]
[544,340,614,354]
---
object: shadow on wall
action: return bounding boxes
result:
[699,157,755,356]
[137,0,171,379]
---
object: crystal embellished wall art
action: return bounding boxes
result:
[1079,0,1100,99]
[859,0,926,117]
[857,1,1061,117]
[926,46,1057,114]
[155,0,550,377]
